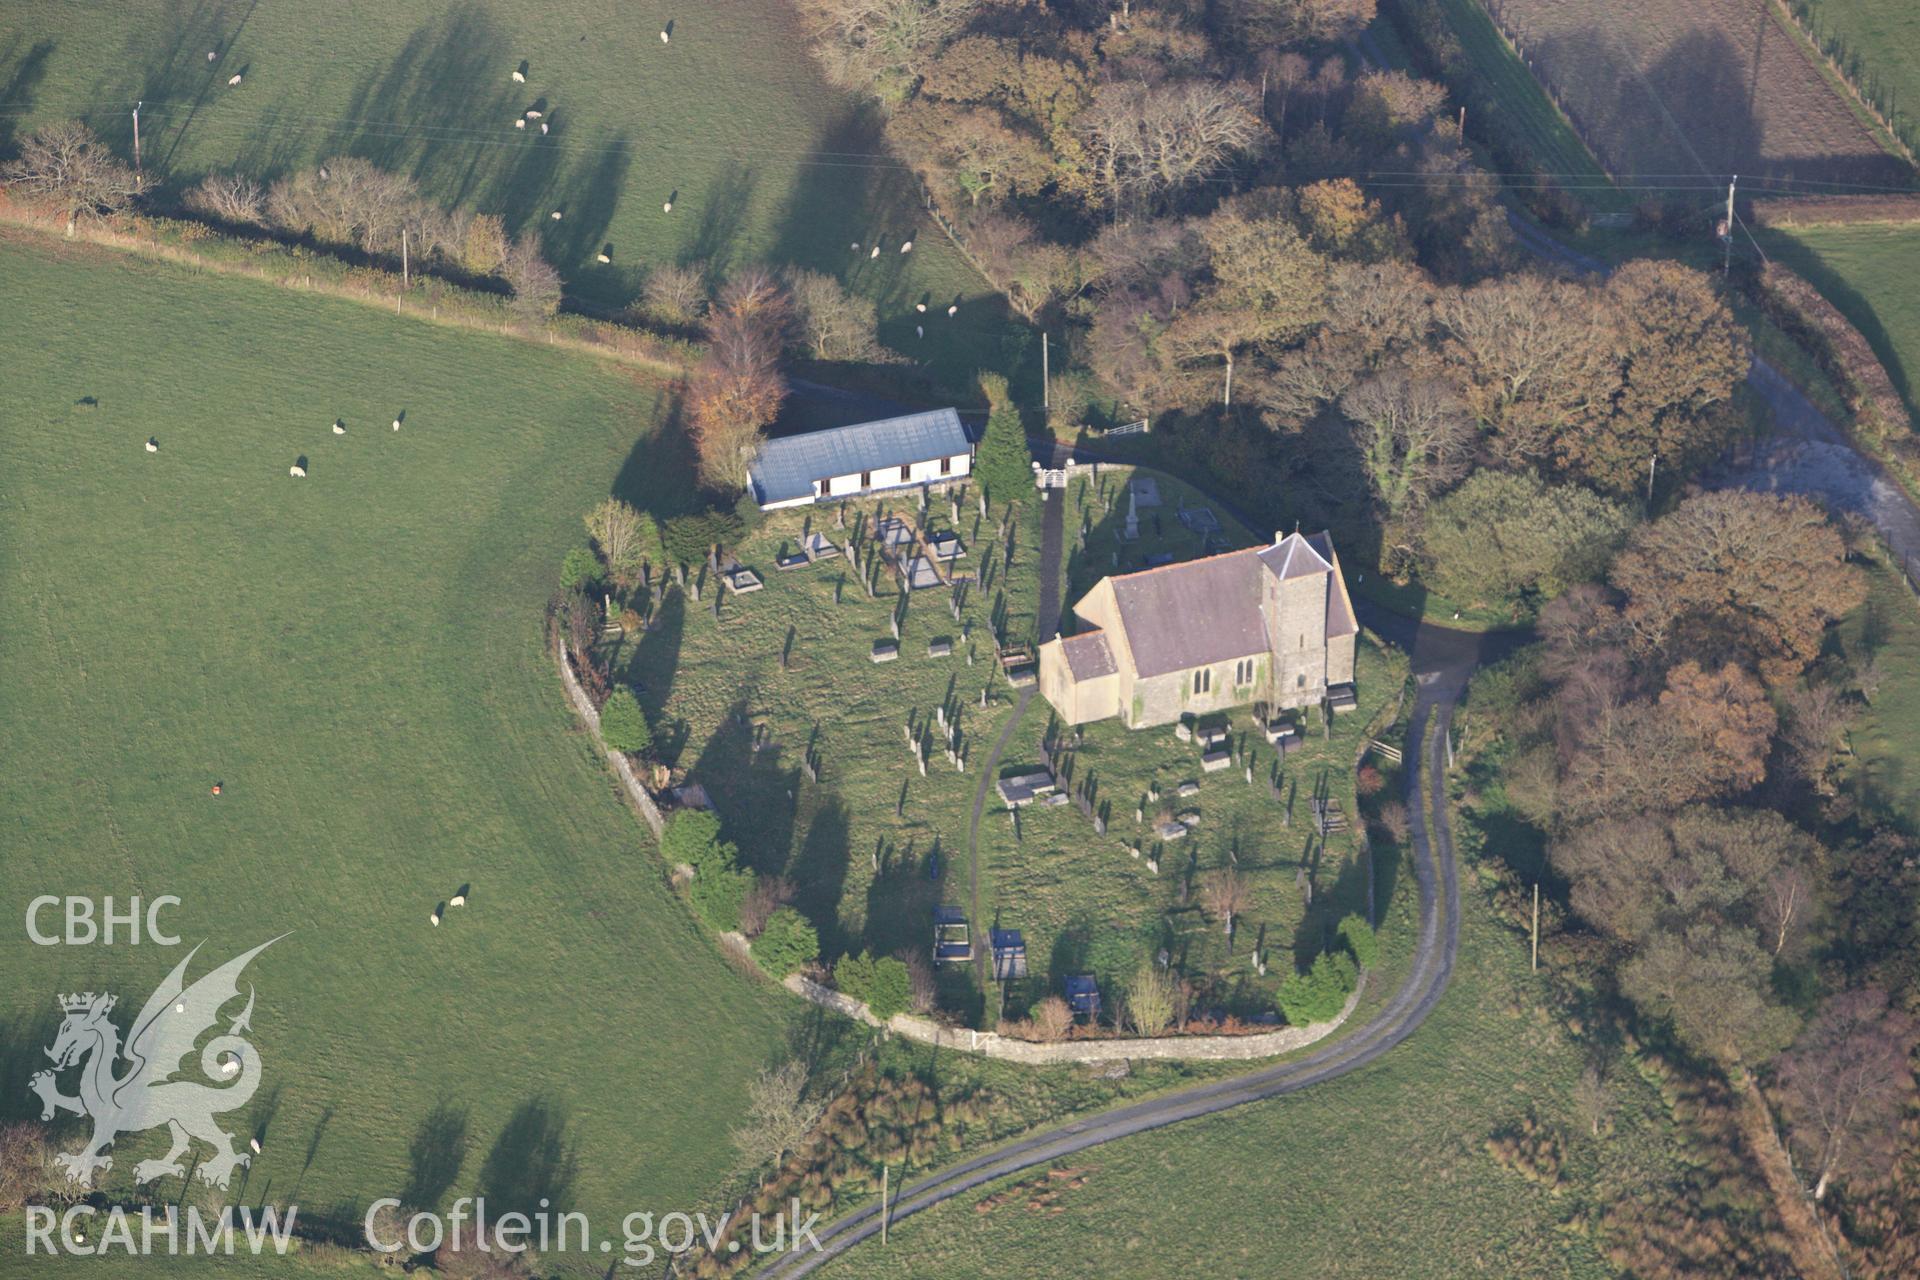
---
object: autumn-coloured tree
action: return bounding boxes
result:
[1553,260,1748,494]
[1080,79,1265,212]
[688,269,790,491]
[1611,491,1864,682]
[1656,660,1776,796]
[1620,921,1798,1065]
[1776,987,1918,1200]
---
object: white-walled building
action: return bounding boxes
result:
[747,408,972,510]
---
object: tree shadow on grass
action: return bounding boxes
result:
[788,795,852,962]
[400,1101,468,1211]
[861,836,940,964]
[683,162,758,277]
[690,698,800,889]
[610,384,699,518]
[478,1098,577,1218]
[0,38,54,153]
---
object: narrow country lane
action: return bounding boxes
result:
[756,610,1488,1278]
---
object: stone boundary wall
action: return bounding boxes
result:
[784,972,1364,1063]
[554,631,666,838]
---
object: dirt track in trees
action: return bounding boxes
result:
[1481,0,1907,189]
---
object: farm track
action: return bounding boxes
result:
[756,612,1486,1278]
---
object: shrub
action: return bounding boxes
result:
[1356,764,1385,797]
[837,952,911,1019]
[690,857,753,932]
[1337,914,1379,969]
[599,688,652,755]
[1277,950,1358,1026]
[662,809,723,867]
[560,545,603,591]
[753,908,820,977]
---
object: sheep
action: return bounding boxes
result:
[392,417,402,431]
[227,73,242,86]
[900,239,913,253]
[318,165,330,180]
[596,250,611,264]
[915,302,926,313]
[525,109,541,119]
[450,893,467,907]
[660,29,670,43]
[869,245,880,259]
[332,420,346,434]
[916,325,924,339]
[850,242,860,251]
[514,118,526,129]
[248,1138,261,1154]
[947,303,959,317]
[145,437,159,453]
[207,50,217,62]
[289,465,306,477]
[219,1054,240,1076]
[512,70,526,83]
[430,904,443,926]
[662,198,673,213]
[539,121,549,135]
[551,209,563,220]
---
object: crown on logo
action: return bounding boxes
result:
[59,992,114,1014]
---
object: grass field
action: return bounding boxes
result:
[0,229,799,1243]
[1389,0,1630,216]
[615,463,1405,1026]
[1786,0,1920,152]
[1765,221,1920,416]
[817,830,1683,1280]
[0,0,1024,392]
[1832,550,1920,819]
[1473,0,1904,188]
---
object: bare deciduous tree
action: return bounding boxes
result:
[1572,1064,1612,1138]
[0,121,139,235]
[1338,367,1472,520]
[731,1061,827,1170]
[186,172,266,225]
[0,1123,58,1214]
[1032,995,1072,1043]
[1776,987,1917,1201]
[584,499,651,588]
[897,949,936,1014]
[641,262,709,326]
[784,269,880,361]
[1199,867,1252,940]
[502,235,562,321]
[739,875,797,938]
[800,0,981,104]
[689,270,790,490]
[1080,79,1265,211]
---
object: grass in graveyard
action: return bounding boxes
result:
[0,0,1026,395]
[609,488,1046,986]
[0,229,796,1242]
[620,462,1410,1027]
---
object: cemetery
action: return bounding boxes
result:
[601,462,1407,1030]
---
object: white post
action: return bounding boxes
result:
[131,102,142,187]
[1723,174,1737,276]
[1041,331,1050,413]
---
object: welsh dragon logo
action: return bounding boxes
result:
[30,937,283,1189]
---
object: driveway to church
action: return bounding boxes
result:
[757,602,1496,1278]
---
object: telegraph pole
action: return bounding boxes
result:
[131,102,142,187]
[1647,455,1657,504]
[1041,331,1050,413]
[1722,174,1737,277]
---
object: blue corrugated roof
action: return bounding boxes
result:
[749,408,969,506]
